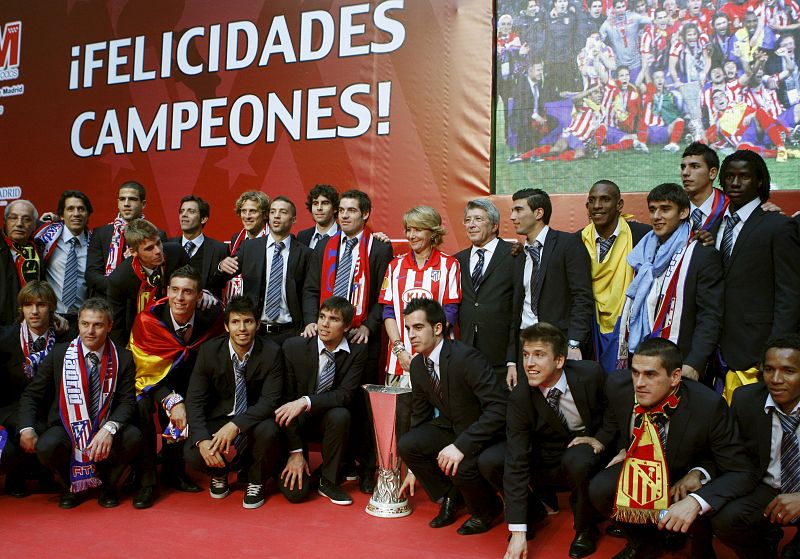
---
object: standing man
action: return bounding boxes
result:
[223,191,270,304]
[680,142,727,236]
[297,184,339,249]
[169,195,228,299]
[0,200,42,326]
[35,191,93,335]
[17,298,143,509]
[456,199,516,385]
[580,180,650,373]
[508,188,593,387]
[185,296,284,509]
[215,196,310,345]
[398,298,506,535]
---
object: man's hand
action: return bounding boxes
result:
[504,531,529,559]
[694,229,715,247]
[399,470,417,498]
[507,364,518,389]
[765,493,800,524]
[681,364,700,381]
[569,436,605,454]
[208,421,240,455]
[301,323,318,338]
[659,496,701,532]
[348,325,370,344]
[275,399,308,427]
[86,428,113,462]
[280,452,310,491]
[437,444,465,476]
[20,429,38,453]
[218,256,239,275]
[567,346,582,361]
[372,231,391,243]
[52,313,69,335]
[40,211,58,222]
[762,201,783,213]
[607,448,626,468]
[198,439,225,468]
[198,289,219,310]
[510,241,524,257]
[670,470,703,502]
[169,402,188,431]
[398,351,413,372]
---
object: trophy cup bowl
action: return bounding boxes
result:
[363,384,412,518]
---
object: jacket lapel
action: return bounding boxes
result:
[480,239,511,284]
[566,369,591,427]
[665,383,690,465]
[725,207,763,272]
[533,389,569,435]
[456,250,476,297]
[757,386,774,471]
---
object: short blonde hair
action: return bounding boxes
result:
[124,218,160,250]
[235,191,270,217]
[403,206,446,247]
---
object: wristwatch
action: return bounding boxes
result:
[568,340,580,349]
[102,422,118,435]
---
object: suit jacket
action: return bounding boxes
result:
[729,382,773,480]
[281,335,368,450]
[508,228,594,361]
[17,340,137,431]
[504,360,606,524]
[186,335,283,446]
[107,242,189,345]
[302,233,393,334]
[628,221,652,245]
[409,339,507,458]
[0,240,43,326]
[595,371,758,511]
[456,238,516,368]
[168,235,229,298]
[296,226,315,247]
[721,209,800,370]
[86,223,167,297]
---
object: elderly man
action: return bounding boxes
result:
[1,200,42,326]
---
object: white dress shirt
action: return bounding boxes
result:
[715,197,760,253]
[763,394,800,489]
[470,237,500,277]
[521,226,549,329]
[261,234,292,324]
[181,233,205,258]
[309,223,339,249]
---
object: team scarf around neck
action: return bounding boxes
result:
[223,226,268,305]
[132,257,164,313]
[613,384,681,523]
[689,188,728,240]
[20,321,56,379]
[3,234,40,286]
[59,337,120,493]
[34,221,91,264]
[105,214,141,275]
[320,228,374,328]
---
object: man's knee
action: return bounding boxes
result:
[323,407,351,432]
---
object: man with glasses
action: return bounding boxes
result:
[1,200,42,326]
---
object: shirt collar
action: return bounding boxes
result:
[594,219,621,242]
[317,335,350,355]
[268,233,291,250]
[765,393,800,416]
[81,341,105,361]
[182,233,204,247]
[427,338,445,366]
[228,339,255,363]
[538,369,567,397]
[340,230,364,245]
[526,225,549,248]
[170,310,196,332]
[316,223,339,237]
[60,225,84,245]
[472,236,499,257]
[725,197,760,223]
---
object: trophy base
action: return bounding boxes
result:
[365,498,412,518]
[364,466,412,518]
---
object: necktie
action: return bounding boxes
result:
[546,387,569,430]
[317,349,337,393]
[62,237,80,311]
[720,213,741,265]
[597,234,616,263]
[334,237,359,299]
[264,241,285,320]
[31,336,46,353]
[425,357,443,402]
[525,242,542,316]
[651,414,668,450]
[175,323,192,343]
[184,240,196,257]
[690,208,703,232]
[471,248,486,290]
[231,354,249,456]
[87,352,101,419]
[312,232,321,247]
[777,410,800,493]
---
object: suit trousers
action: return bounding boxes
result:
[184,417,281,485]
[298,406,350,486]
[136,392,187,486]
[711,482,786,559]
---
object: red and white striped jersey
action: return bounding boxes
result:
[702,85,735,122]
[640,83,666,127]
[380,249,461,381]
[707,101,756,148]
[745,85,784,118]
[755,1,800,29]
[565,102,605,141]
[726,79,745,103]
[680,8,714,35]
[640,27,670,58]
[602,82,640,130]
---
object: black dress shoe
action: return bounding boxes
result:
[606,522,626,538]
[457,515,497,535]
[133,485,158,509]
[164,473,202,493]
[5,475,29,498]
[98,486,119,508]
[429,496,464,528]
[359,473,375,494]
[569,527,599,558]
[59,491,81,509]
[612,544,662,559]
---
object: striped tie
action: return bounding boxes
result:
[317,349,336,393]
[720,213,740,265]
[264,241,285,320]
[778,410,800,493]
[334,237,359,299]
[87,352,101,419]
[525,242,542,316]
[231,354,249,456]
[62,237,80,312]
[312,232,321,248]
[545,387,569,431]
[425,357,443,402]
[690,208,703,232]
[471,248,486,290]
[184,240,195,257]
[652,415,668,450]
[597,234,616,263]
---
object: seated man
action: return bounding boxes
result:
[128,265,223,508]
[480,323,608,558]
[275,296,367,506]
[0,281,66,496]
[713,334,800,559]
[588,338,757,558]
[17,298,142,509]
[398,298,506,535]
[184,296,283,509]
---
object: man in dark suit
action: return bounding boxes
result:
[169,195,228,299]
[479,323,608,558]
[184,296,284,509]
[297,184,340,249]
[508,188,593,387]
[456,199,516,385]
[716,150,800,389]
[588,338,758,558]
[128,266,223,508]
[0,200,43,326]
[85,181,165,298]
[398,298,507,535]
[712,334,800,559]
[17,298,142,509]
[214,197,310,345]
[275,296,367,506]
[107,218,189,345]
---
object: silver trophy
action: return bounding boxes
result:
[363,384,412,518]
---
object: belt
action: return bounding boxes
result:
[259,322,294,335]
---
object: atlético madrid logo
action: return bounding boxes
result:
[0,21,21,81]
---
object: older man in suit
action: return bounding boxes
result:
[0,200,43,326]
